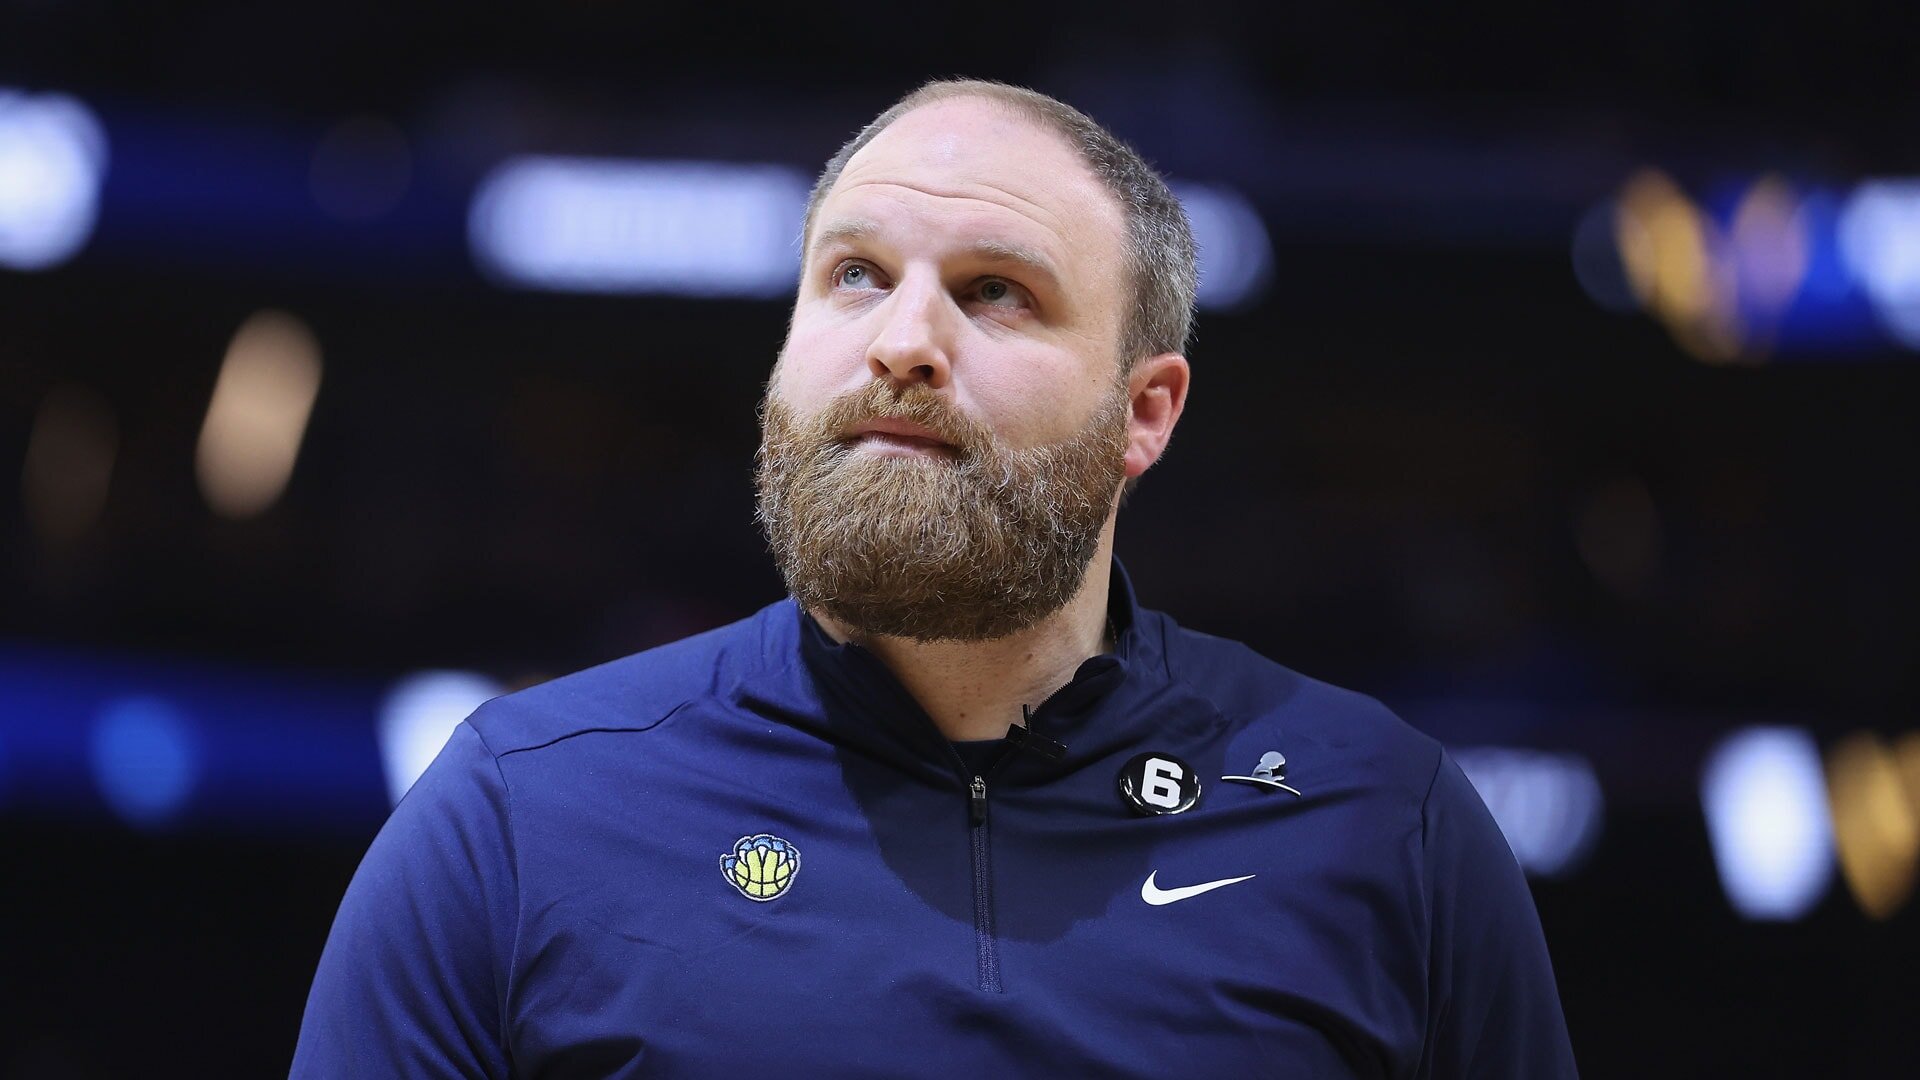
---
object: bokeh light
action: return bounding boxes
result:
[0,87,107,270]
[21,383,117,546]
[377,670,504,806]
[90,696,200,829]
[1701,727,1834,921]
[195,310,324,519]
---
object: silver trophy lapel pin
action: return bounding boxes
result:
[1223,750,1302,797]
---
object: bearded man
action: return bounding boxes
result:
[294,79,1577,1078]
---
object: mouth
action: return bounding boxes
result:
[846,418,958,458]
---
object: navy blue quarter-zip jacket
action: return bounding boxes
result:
[293,564,1577,1077]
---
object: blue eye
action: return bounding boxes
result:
[834,262,882,290]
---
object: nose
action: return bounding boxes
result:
[865,277,954,390]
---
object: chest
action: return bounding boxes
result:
[500,755,1429,1078]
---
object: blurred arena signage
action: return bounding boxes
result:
[1575,168,1920,362]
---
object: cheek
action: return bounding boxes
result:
[773,318,862,412]
[961,348,1111,446]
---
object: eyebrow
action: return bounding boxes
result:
[809,217,1065,292]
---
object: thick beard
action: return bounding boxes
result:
[755,378,1130,642]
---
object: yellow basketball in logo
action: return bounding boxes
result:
[721,833,800,901]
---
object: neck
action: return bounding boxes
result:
[810,527,1118,742]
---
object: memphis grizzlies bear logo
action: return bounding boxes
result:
[721,833,800,901]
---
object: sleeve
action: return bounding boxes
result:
[1415,747,1579,1079]
[291,720,518,1079]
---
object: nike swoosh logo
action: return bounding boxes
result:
[1140,870,1257,906]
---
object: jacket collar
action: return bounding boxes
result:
[736,559,1225,788]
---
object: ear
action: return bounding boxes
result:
[1122,352,1189,479]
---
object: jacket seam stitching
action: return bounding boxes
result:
[491,701,693,759]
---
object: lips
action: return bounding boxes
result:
[847,418,957,455]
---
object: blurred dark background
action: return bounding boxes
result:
[4,3,1918,1076]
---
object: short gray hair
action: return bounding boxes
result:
[801,78,1197,369]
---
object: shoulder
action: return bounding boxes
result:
[465,602,787,757]
[1152,611,1443,800]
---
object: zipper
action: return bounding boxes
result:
[967,772,1001,992]
[948,687,1080,994]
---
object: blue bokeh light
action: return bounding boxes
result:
[90,696,201,828]
[0,87,108,270]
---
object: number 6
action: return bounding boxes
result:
[1143,757,1184,808]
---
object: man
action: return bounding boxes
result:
[294,79,1577,1077]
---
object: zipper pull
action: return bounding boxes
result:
[970,775,988,825]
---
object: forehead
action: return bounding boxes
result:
[815,98,1127,291]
